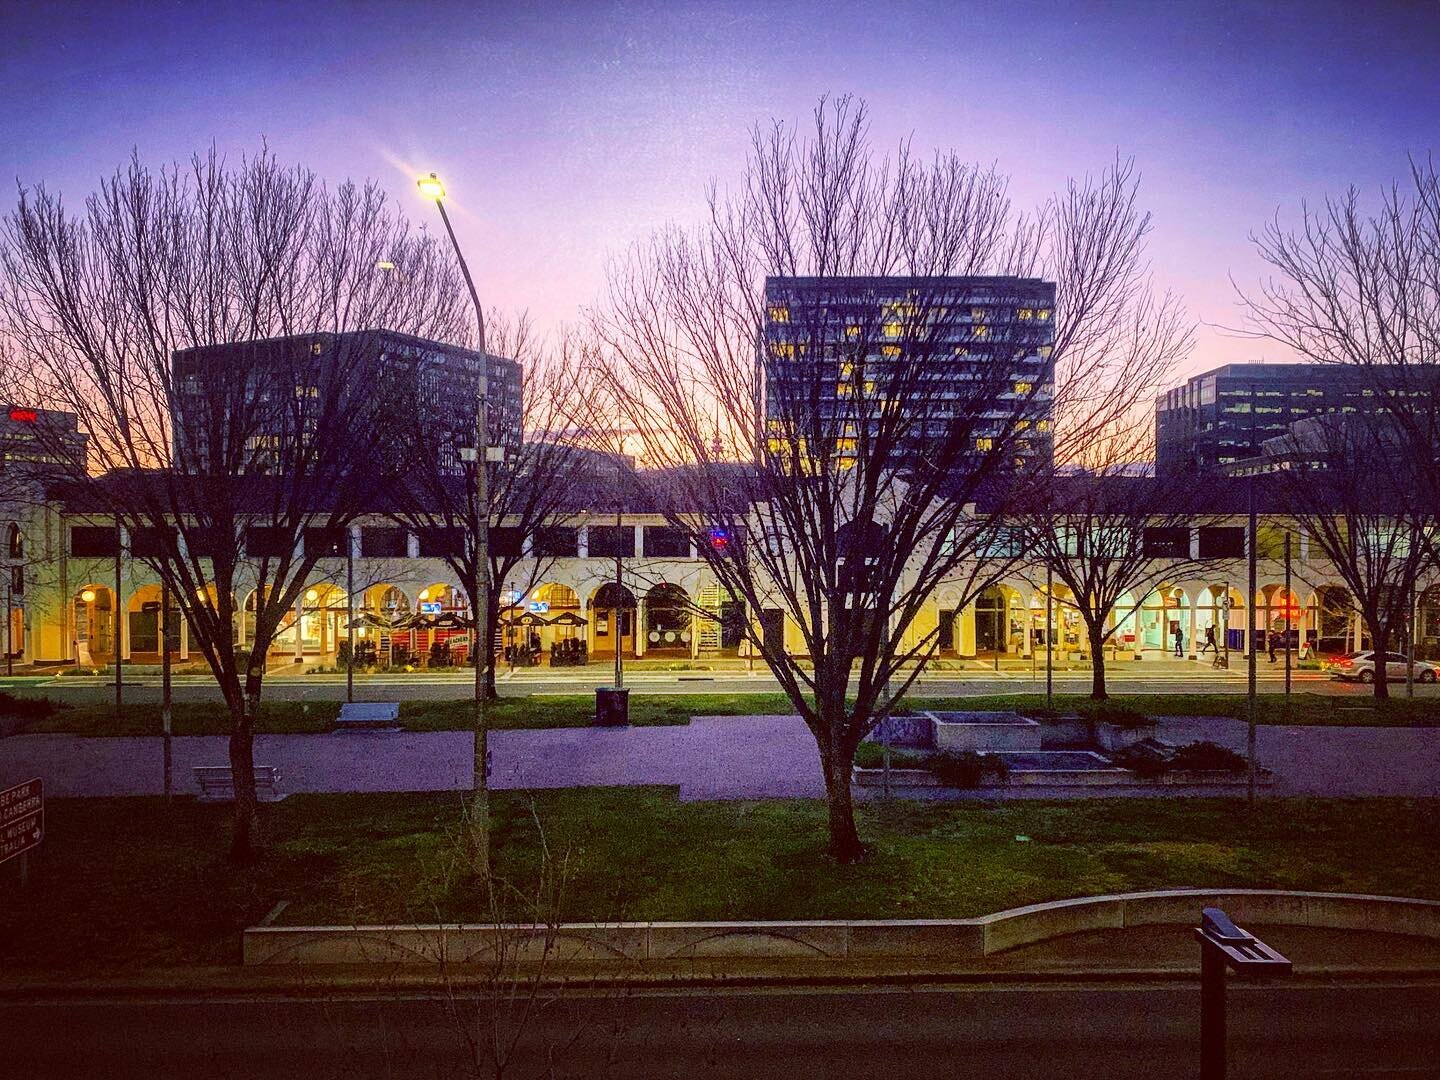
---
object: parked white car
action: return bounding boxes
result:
[1327,650,1438,684]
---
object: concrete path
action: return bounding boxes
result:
[0,715,825,800]
[3,714,1438,800]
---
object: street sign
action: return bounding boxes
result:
[0,777,42,866]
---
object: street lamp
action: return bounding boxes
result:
[417,171,492,836]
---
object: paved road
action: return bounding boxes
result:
[6,712,1439,800]
[7,980,1439,1079]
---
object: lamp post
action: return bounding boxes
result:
[418,172,492,863]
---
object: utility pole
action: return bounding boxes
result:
[1246,478,1257,807]
[161,575,172,803]
[346,534,355,704]
[1045,563,1054,711]
[1407,584,1416,700]
[114,525,124,720]
[614,447,624,692]
[1283,532,1292,717]
[418,172,491,870]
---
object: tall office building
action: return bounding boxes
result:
[760,276,1056,470]
[1154,362,1435,477]
[170,330,521,475]
[0,405,88,484]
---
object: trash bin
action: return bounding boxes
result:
[594,686,630,727]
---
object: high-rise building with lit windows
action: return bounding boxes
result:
[170,330,521,475]
[759,276,1056,470]
[1154,363,1436,477]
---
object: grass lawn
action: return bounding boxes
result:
[939,692,1440,727]
[8,689,1440,737]
[5,790,1438,969]
[7,693,794,736]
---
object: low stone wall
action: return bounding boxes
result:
[932,713,1042,752]
[850,764,1271,788]
[862,714,934,749]
[242,890,1440,966]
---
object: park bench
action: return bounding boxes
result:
[193,765,284,802]
[334,702,401,730]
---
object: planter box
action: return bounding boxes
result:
[929,711,1042,752]
[852,766,942,788]
[1038,716,1089,748]
[1094,720,1159,752]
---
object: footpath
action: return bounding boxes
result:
[6,713,1440,799]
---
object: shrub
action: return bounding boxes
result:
[928,750,1009,788]
[1112,739,1247,777]
[853,742,928,770]
[1172,740,1247,773]
[1078,702,1151,728]
[0,691,59,719]
[1110,743,1170,779]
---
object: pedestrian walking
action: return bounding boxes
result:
[1268,630,1279,663]
[1173,624,1184,657]
[1200,624,1216,655]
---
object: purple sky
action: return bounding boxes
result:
[6,0,1439,382]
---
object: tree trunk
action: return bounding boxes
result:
[1371,626,1390,700]
[821,745,864,863]
[229,665,264,862]
[1088,625,1108,700]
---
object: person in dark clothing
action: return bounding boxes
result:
[1200,624,1217,655]
[1173,625,1184,657]
[1267,631,1279,663]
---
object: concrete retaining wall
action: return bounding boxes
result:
[932,713,1042,752]
[243,890,1440,966]
[850,765,1270,789]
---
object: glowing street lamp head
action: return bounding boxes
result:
[416,172,446,200]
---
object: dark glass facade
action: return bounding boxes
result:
[1154,363,1431,477]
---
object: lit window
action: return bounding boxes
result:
[837,383,853,397]
[771,342,796,358]
[1016,419,1030,431]
[881,344,901,356]
[1036,419,1051,432]
[1036,309,1052,321]
[1017,308,1034,320]
[976,437,993,451]
[768,306,790,323]
[973,325,989,339]
[883,322,903,338]
[835,438,857,454]
[839,362,855,380]
[863,380,877,396]
[1014,381,1033,395]
[1038,345,1053,358]
[845,325,861,338]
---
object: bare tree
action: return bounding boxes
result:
[591,97,1186,862]
[1262,414,1434,698]
[387,316,599,872]
[1016,431,1227,703]
[1235,156,1440,507]
[0,148,468,859]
